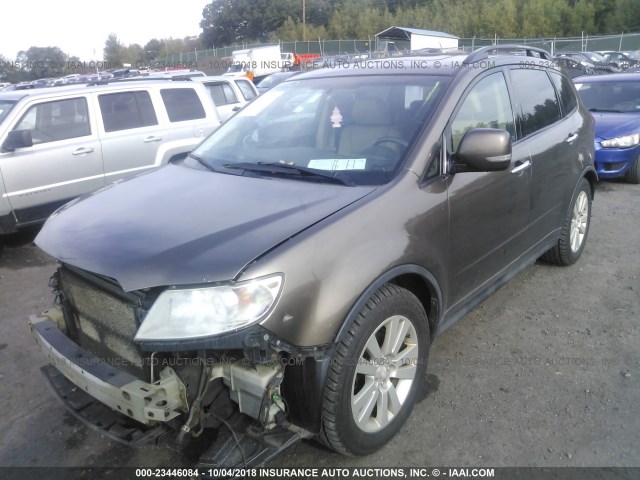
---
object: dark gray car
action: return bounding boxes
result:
[30,46,596,466]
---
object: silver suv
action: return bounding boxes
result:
[192,76,258,122]
[0,81,221,238]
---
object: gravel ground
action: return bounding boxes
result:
[0,180,638,477]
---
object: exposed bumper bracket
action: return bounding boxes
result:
[41,365,168,446]
[30,315,188,426]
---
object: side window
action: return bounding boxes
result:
[222,83,238,104]
[235,80,257,101]
[13,98,90,144]
[450,72,515,151]
[160,88,206,122]
[206,83,238,106]
[510,69,561,137]
[98,91,158,132]
[549,71,578,116]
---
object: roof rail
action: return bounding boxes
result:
[86,77,174,87]
[463,44,551,64]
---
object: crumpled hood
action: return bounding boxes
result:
[36,163,375,291]
[593,112,640,141]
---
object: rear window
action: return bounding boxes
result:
[161,88,206,122]
[99,91,158,132]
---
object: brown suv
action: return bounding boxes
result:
[30,46,596,466]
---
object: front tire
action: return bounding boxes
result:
[625,155,640,184]
[542,177,592,266]
[319,284,429,456]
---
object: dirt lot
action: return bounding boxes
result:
[0,180,638,475]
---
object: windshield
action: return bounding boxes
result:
[575,81,640,113]
[586,52,607,62]
[257,74,286,88]
[627,51,640,61]
[227,64,248,73]
[0,100,16,124]
[191,74,448,186]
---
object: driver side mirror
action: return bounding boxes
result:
[452,128,512,173]
[2,130,33,152]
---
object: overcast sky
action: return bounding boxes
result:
[1,0,210,61]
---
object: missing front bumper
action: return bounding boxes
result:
[29,315,188,426]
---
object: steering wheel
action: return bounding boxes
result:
[242,134,258,147]
[372,137,409,148]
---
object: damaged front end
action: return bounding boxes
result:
[30,264,322,467]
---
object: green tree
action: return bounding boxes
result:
[104,33,126,66]
[22,46,68,80]
[144,39,163,62]
[200,0,298,47]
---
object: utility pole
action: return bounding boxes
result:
[303,0,306,42]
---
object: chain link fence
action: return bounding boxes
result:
[458,33,640,54]
[157,32,640,67]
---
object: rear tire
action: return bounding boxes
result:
[319,284,429,456]
[625,155,640,184]
[542,177,592,266]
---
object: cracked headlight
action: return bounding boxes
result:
[601,133,640,148]
[134,274,283,341]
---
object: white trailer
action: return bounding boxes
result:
[224,45,284,81]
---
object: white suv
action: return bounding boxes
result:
[192,76,258,121]
[0,81,221,239]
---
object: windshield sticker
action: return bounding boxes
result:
[330,106,343,128]
[308,158,366,171]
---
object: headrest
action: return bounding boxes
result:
[351,98,391,126]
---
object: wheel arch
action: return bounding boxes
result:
[281,264,443,436]
[334,264,443,344]
[582,166,598,199]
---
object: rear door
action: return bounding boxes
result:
[94,89,167,183]
[202,80,242,122]
[447,70,532,306]
[157,86,218,155]
[0,95,104,224]
[508,68,576,242]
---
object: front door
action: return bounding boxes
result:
[0,96,104,225]
[446,70,532,307]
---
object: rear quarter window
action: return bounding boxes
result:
[549,72,578,116]
[235,80,257,101]
[160,88,206,122]
[206,83,238,106]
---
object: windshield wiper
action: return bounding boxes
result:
[221,162,351,185]
[588,108,624,113]
[188,152,215,170]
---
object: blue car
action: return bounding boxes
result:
[574,73,640,183]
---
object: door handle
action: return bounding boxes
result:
[144,136,163,143]
[510,159,531,174]
[566,133,578,143]
[72,147,95,155]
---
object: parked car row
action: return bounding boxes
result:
[597,50,640,70]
